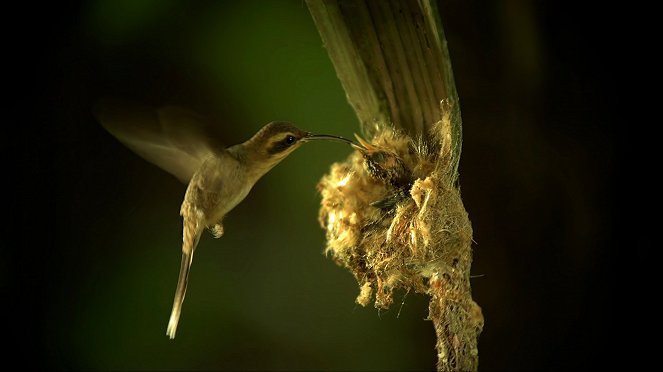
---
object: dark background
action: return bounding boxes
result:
[6,0,640,370]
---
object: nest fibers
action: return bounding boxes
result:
[317,103,483,370]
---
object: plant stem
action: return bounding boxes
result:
[307,1,482,370]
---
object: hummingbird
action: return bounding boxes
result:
[93,98,361,339]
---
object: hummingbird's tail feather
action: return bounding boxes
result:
[167,250,193,339]
[167,211,204,339]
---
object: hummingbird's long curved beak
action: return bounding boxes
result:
[304,133,366,151]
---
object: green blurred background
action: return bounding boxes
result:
[6,0,637,370]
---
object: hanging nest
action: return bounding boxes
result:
[317,101,483,370]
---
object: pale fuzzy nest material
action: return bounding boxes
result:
[317,106,483,370]
[317,125,471,307]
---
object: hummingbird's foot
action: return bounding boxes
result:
[211,223,224,238]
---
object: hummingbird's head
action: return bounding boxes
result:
[238,121,312,180]
[248,121,362,161]
[241,121,364,179]
[249,121,310,160]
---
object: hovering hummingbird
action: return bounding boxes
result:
[94,99,361,339]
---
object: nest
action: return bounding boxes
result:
[317,103,483,370]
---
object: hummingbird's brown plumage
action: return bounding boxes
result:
[94,99,361,339]
[167,122,313,338]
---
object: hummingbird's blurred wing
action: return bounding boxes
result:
[94,98,224,183]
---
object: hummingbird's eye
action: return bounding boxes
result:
[268,134,299,154]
